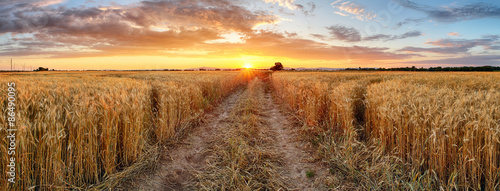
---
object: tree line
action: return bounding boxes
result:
[346,66,500,72]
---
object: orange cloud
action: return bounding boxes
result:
[0,0,415,63]
[206,31,417,61]
[0,0,279,58]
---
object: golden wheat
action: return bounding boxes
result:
[0,71,245,190]
[272,71,500,190]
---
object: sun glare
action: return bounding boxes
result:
[244,64,253,69]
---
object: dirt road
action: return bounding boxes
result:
[125,79,326,190]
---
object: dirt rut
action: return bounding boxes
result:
[261,87,328,191]
[127,88,244,190]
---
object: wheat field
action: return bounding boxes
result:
[1,71,499,190]
[0,71,245,190]
[272,72,500,190]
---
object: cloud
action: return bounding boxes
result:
[399,35,500,54]
[326,25,362,42]
[448,32,460,36]
[263,0,316,15]
[133,1,278,32]
[333,11,348,17]
[0,1,278,34]
[307,2,316,13]
[394,18,426,29]
[0,0,65,7]
[302,2,316,16]
[397,30,424,39]
[326,25,422,42]
[364,30,423,41]
[394,1,500,22]
[263,0,301,10]
[227,30,417,61]
[331,0,376,21]
[488,46,500,50]
[362,34,391,41]
[0,0,279,33]
[310,33,328,40]
[284,31,298,37]
[403,55,500,66]
[0,0,419,62]
[398,46,469,55]
[184,30,418,61]
[426,36,499,48]
[0,0,280,57]
[33,0,65,7]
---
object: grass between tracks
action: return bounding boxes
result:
[196,78,287,190]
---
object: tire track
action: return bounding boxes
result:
[260,84,329,191]
[123,88,245,190]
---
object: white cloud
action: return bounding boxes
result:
[263,0,300,10]
[331,0,376,21]
[334,11,348,16]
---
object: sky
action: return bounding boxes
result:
[0,0,499,70]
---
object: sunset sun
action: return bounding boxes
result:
[244,64,253,69]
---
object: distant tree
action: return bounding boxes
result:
[35,67,49,71]
[270,62,284,71]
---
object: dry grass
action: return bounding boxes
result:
[197,78,287,190]
[0,71,245,190]
[272,71,500,190]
